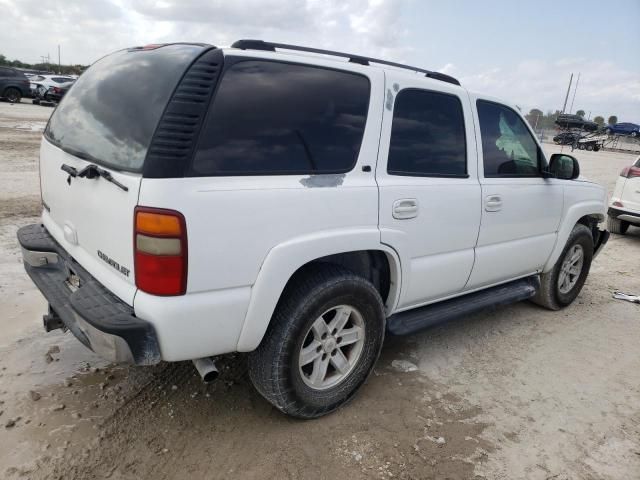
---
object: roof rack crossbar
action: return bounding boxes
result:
[230,39,461,86]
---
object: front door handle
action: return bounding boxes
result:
[485,194,502,212]
[393,198,419,219]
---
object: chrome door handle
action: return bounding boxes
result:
[485,194,502,212]
[393,198,419,219]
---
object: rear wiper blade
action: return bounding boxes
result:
[74,164,129,192]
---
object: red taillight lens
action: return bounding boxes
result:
[134,207,187,296]
[626,166,640,178]
[53,87,61,93]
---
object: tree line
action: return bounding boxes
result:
[524,108,618,130]
[0,53,87,75]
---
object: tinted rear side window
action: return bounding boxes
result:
[387,89,467,177]
[191,60,370,176]
[45,44,206,172]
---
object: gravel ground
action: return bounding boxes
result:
[0,99,638,480]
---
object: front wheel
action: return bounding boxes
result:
[248,265,385,418]
[631,131,638,138]
[532,224,593,311]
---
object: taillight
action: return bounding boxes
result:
[623,166,640,178]
[134,207,187,296]
[52,87,61,93]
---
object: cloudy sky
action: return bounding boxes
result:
[1,0,639,120]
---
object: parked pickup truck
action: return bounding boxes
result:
[18,41,609,418]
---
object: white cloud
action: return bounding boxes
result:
[0,0,637,119]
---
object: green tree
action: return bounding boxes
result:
[525,108,544,128]
[608,115,618,125]
[593,116,605,126]
[576,109,585,117]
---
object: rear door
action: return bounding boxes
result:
[40,44,208,305]
[376,73,481,310]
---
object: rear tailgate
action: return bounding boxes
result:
[40,43,209,305]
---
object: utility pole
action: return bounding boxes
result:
[561,73,573,114]
[58,45,61,73]
[569,72,580,114]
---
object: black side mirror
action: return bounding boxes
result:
[548,153,580,180]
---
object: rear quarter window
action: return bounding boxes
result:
[44,44,206,172]
[191,59,370,176]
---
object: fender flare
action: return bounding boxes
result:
[235,228,402,352]
[543,200,605,272]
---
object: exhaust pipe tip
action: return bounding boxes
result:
[192,357,219,384]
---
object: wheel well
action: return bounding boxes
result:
[288,251,392,304]
[577,214,604,245]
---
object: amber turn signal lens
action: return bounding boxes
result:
[136,211,182,236]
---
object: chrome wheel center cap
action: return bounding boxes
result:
[323,337,337,353]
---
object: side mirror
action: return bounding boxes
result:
[548,153,580,180]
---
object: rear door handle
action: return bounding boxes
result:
[393,199,419,219]
[485,194,502,212]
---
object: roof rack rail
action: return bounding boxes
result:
[230,39,461,86]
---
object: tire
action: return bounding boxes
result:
[593,145,600,152]
[3,87,21,103]
[586,144,594,151]
[631,132,638,138]
[531,224,593,311]
[578,143,586,150]
[248,265,386,418]
[607,215,629,235]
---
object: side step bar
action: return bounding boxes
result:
[387,276,539,336]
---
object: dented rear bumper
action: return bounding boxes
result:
[17,224,161,365]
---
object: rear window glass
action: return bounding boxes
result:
[191,60,370,176]
[45,44,205,172]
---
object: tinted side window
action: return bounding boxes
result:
[191,60,370,176]
[0,68,15,77]
[387,89,467,177]
[477,100,542,177]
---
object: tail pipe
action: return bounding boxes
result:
[192,357,219,383]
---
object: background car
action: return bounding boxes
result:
[606,122,640,137]
[555,113,598,132]
[553,132,583,145]
[608,156,640,234]
[0,66,31,103]
[30,74,75,99]
[43,80,74,102]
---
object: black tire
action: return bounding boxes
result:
[248,265,386,418]
[3,87,21,103]
[593,145,600,152]
[32,98,40,105]
[607,215,629,235]
[578,143,586,150]
[586,144,594,151]
[531,224,593,311]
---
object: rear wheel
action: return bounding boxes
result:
[532,224,593,310]
[248,265,385,418]
[578,143,586,150]
[3,87,21,103]
[586,144,594,151]
[607,215,629,235]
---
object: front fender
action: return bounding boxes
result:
[543,197,605,273]
[236,228,402,352]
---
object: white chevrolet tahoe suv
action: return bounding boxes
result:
[18,41,609,418]
[607,156,640,234]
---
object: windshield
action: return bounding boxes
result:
[45,44,206,172]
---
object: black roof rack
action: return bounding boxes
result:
[231,39,461,86]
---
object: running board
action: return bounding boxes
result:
[387,276,540,336]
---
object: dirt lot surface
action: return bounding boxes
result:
[1,100,639,480]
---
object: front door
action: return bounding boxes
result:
[377,74,481,310]
[466,97,563,289]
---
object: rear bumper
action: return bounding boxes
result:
[17,224,161,365]
[608,207,640,225]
